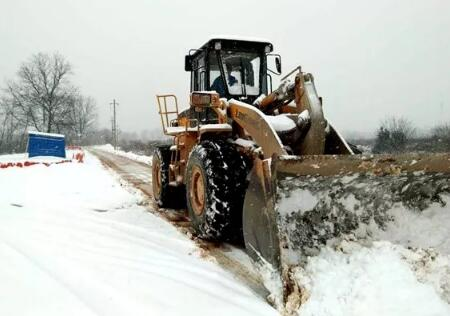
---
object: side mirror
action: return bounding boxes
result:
[267,54,282,75]
[185,55,193,72]
[275,57,281,74]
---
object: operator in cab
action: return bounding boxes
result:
[210,62,237,97]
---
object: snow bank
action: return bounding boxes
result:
[275,172,450,314]
[0,150,79,164]
[0,152,275,316]
[93,144,152,165]
[296,241,450,316]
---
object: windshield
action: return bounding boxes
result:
[209,51,261,97]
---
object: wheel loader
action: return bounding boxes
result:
[153,37,450,306]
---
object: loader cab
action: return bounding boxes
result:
[185,38,281,104]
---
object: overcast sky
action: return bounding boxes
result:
[1,0,449,137]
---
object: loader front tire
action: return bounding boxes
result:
[186,140,249,242]
[152,146,185,209]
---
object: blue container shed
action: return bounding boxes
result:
[27,131,66,158]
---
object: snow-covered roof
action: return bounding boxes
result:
[28,131,65,138]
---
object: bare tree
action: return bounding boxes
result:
[0,96,27,153]
[430,123,450,152]
[5,52,74,133]
[373,117,416,153]
[0,98,9,151]
[65,94,98,144]
[1,51,100,151]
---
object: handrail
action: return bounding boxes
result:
[156,95,179,135]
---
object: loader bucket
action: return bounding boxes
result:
[243,153,450,304]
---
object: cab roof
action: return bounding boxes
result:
[190,37,274,59]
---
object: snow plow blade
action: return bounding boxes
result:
[243,153,450,303]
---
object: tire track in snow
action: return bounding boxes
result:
[89,148,270,302]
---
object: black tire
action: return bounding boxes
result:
[186,140,249,242]
[152,146,185,209]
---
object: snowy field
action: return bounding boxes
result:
[0,152,275,316]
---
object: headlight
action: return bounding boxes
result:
[190,92,219,107]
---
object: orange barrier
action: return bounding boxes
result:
[67,146,85,163]
[0,160,72,169]
[71,151,85,163]
[66,145,82,150]
[1,147,85,169]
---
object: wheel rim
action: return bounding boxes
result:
[153,161,162,197]
[190,165,205,216]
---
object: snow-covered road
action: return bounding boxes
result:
[0,152,276,316]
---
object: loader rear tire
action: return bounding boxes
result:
[152,146,185,209]
[186,140,249,242]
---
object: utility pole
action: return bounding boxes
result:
[110,99,118,150]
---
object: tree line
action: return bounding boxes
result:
[372,117,450,154]
[0,52,97,153]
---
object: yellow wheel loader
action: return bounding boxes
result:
[154,37,450,304]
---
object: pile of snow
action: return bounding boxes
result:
[371,201,450,254]
[296,241,450,316]
[93,144,152,165]
[265,115,297,132]
[275,177,450,315]
[356,144,372,154]
[0,152,275,315]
